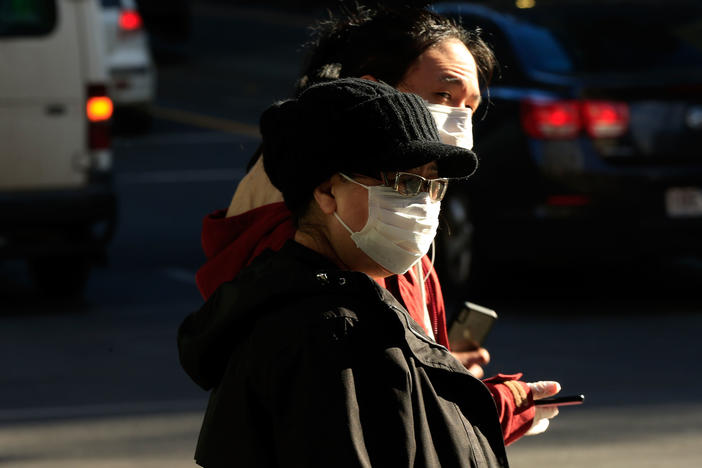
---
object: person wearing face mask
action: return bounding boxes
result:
[192,6,562,447]
[198,4,487,377]
[178,78,555,468]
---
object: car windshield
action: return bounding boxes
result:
[0,0,56,37]
[507,4,702,74]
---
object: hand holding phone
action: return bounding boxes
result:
[448,302,497,351]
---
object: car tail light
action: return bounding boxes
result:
[546,194,590,206]
[119,9,143,32]
[521,100,581,139]
[87,85,112,150]
[521,99,630,140]
[581,101,629,138]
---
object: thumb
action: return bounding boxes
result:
[527,381,561,400]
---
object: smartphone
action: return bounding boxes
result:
[448,302,497,351]
[534,394,585,407]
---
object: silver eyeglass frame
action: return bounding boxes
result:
[381,171,449,202]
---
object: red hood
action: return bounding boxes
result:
[196,202,296,300]
[195,201,448,348]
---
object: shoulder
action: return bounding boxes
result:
[253,296,362,351]
[246,273,392,358]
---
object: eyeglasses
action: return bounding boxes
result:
[382,172,449,202]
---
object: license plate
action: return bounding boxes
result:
[665,187,702,218]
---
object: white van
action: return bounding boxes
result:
[0,0,117,298]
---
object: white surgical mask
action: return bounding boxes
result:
[334,174,441,274]
[425,101,474,150]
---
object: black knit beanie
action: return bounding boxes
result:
[261,78,477,212]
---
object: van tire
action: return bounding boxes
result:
[29,255,91,300]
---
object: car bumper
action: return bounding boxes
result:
[478,207,702,263]
[470,135,702,261]
[108,65,156,106]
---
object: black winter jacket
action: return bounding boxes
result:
[178,241,509,468]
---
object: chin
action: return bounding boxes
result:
[348,254,392,279]
[364,262,395,279]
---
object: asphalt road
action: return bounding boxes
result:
[1,3,701,467]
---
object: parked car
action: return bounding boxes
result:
[431,2,702,299]
[100,0,156,129]
[0,0,116,298]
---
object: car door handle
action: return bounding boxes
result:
[46,104,66,116]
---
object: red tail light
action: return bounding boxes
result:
[119,9,143,32]
[87,84,112,150]
[582,101,629,138]
[546,194,590,207]
[521,100,581,139]
[521,99,629,140]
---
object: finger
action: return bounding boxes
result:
[467,363,485,379]
[534,406,559,421]
[525,417,550,436]
[477,347,490,365]
[450,350,489,367]
[527,381,561,400]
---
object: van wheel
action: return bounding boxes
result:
[29,256,91,301]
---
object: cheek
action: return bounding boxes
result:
[337,187,369,232]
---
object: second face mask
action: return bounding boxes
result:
[425,101,474,150]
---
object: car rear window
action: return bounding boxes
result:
[511,5,702,74]
[100,0,121,7]
[0,0,56,37]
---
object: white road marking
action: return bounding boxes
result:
[116,168,245,185]
[113,131,255,147]
[148,105,260,138]
[162,268,197,285]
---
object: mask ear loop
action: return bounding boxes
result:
[417,260,427,324]
[416,242,436,339]
[423,240,436,282]
[415,242,437,310]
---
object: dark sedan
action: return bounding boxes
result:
[432,1,702,299]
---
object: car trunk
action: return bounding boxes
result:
[511,3,702,164]
[577,75,702,164]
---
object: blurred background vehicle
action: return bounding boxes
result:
[0,0,116,300]
[432,1,702,304]
[100,0,156,132]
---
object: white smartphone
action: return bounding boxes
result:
[448,302,498,350]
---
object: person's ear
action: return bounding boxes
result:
[360,74,379,82]
[313,176,338,215]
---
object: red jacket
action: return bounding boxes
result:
[195,202,535,445]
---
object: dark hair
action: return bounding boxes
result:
[295,5,497,95]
